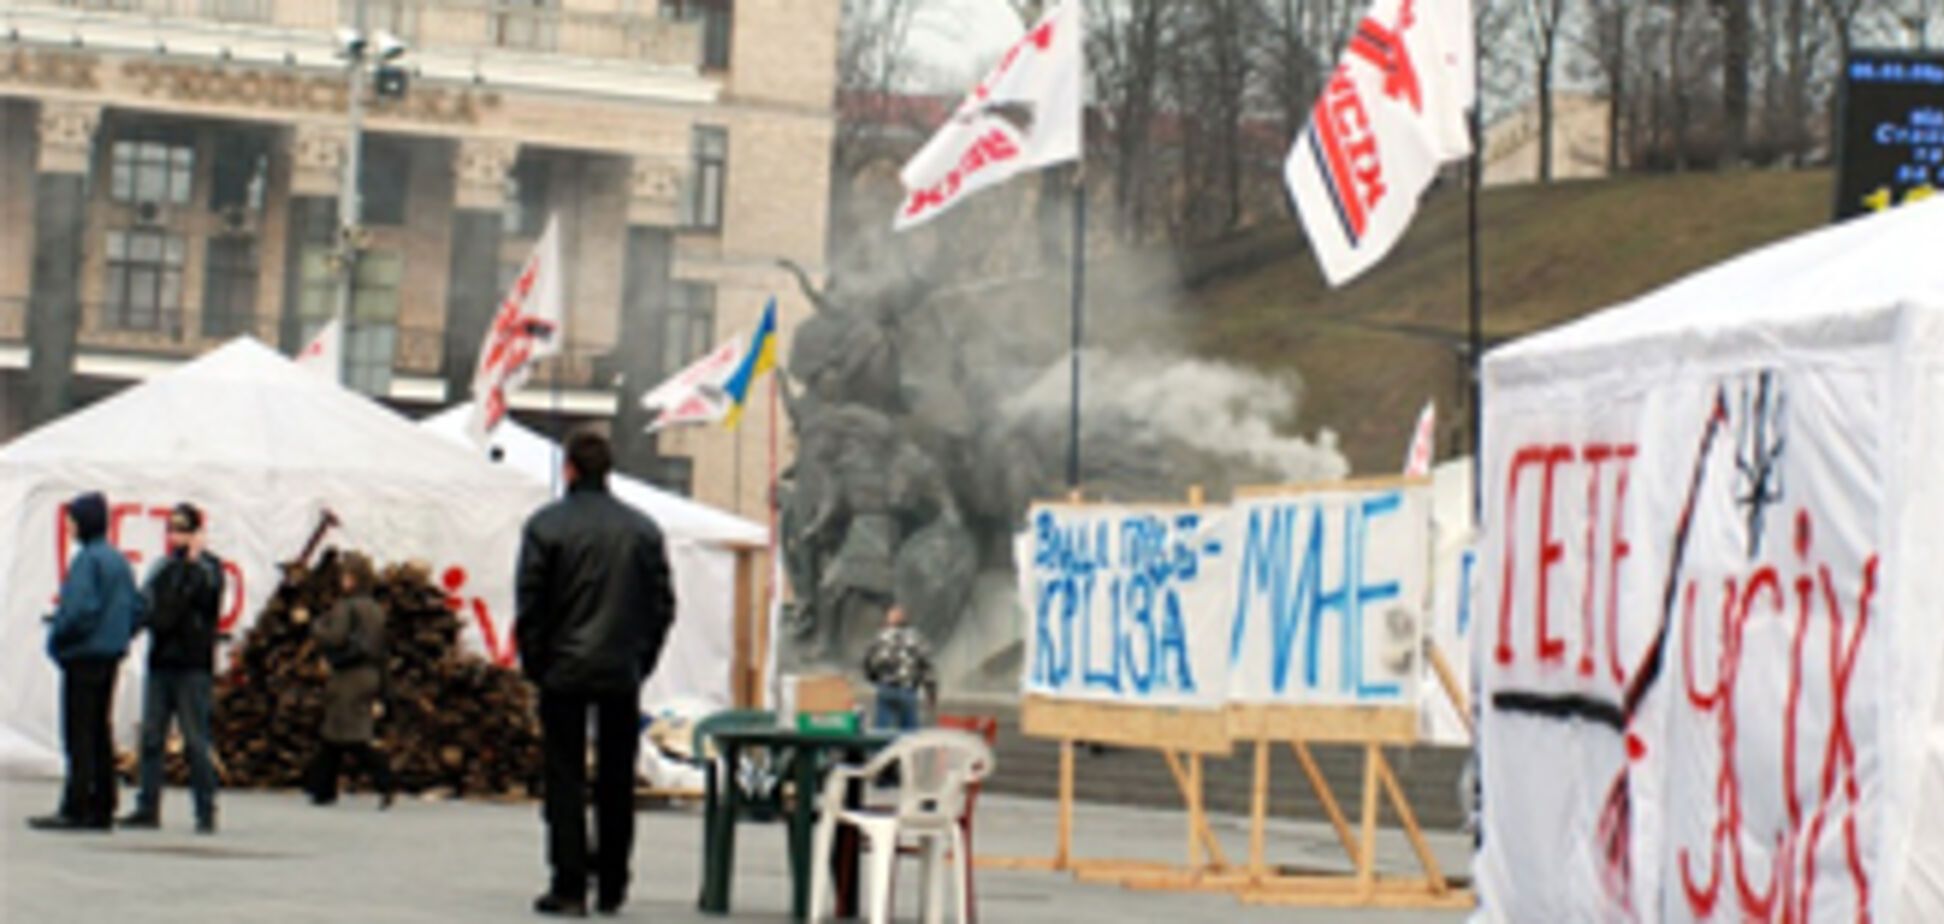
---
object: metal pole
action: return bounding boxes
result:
[1467,67,1484,524]
[334,0,368,388]
[1067,166,1086,489]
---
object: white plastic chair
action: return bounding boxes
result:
[808,729,996,924]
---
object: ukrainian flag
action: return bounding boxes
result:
[721,297,778,429]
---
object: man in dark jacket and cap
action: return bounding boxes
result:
[516,431,676,917]
[121,503,225,834]
[31,492,142,832]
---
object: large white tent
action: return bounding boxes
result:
[0,339,548,777]
[419,406,767,715]
[1476,198,1944,920]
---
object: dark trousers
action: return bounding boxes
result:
[539,690,640,903]
[57,658,120,825]
[135,668,218,822]
[306,741,393,803]
[873,684,922,731]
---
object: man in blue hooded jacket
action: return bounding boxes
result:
[29,492,142,832]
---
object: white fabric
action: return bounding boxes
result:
[294,317,342,380]
[1284,0,1474,287]
[419,405,765,718]
[0,338,548,777]
[1474,197,1944,922]
[1421,457,1476,745]
[468,215,565,443]
[639,338,745,432]
[894,0,1083,230]
[1405,399,1438,477]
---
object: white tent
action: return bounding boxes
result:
[419,406,767,715]
[1476,198,1944,921]
[0,338,549,777]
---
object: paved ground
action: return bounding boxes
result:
[1,779,1474,923]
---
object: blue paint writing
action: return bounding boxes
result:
[1456,548,1478,636]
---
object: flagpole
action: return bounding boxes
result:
[1067,164,1086,489]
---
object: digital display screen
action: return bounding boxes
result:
[1834,51,1944,220]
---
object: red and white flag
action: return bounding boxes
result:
[638,338,746,433]
[467,216,565,445]
[1403,399,1437,476]
[894,0,1083,231]
[1285,0,1475,286]
[294,318,342,380]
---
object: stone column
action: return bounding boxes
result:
[443,137,517,402]
[611,153,687,478]
[25,102,99,427]
[279,123,348,352]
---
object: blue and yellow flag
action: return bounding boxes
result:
[721,297,777,429]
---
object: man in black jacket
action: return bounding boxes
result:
[121,503,225,834]
[516,431,675,917]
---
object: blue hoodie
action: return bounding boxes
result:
[46,492,142,664]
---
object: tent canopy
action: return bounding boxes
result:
[1475,199,1944,922]
[0,338,548,776]
[419,405,767,548]
[1489,195,1944,384]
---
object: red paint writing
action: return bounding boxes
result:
[1500,443,1627,669]
[444,566,515,668]
[1677,508,1875,922]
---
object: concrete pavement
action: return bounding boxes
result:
[1,778,1474,923]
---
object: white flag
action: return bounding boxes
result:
[294,318,342,380]
[1285,0,1475,287]
[1404,399,1437,476]
[894,0,1083,230]
[638,338,746,433]
[467,216,565,445]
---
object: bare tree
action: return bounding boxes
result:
[1711,0,1755,162]
[1519,0,1572,182]
[830,0,932,222]
[1089,0,1177,240]
[1583,0,1635,171]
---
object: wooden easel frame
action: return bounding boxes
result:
[985,479,1475,910]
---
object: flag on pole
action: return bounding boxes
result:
[1404,399,1437,476]
[720,297,778,430]
[294,318,342,380]
[467,216,565,445]
[638,338,746,433]
[894,0,1084,230]
[1284,0,1475,287]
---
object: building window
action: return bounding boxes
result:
[495,0,559,51]
[202,237,259,338]
[105,229,185,332]
[110,138,194,206]
[347,251,402,394]
[659,282,715,379]
[359,137,410,227]
[644,454,694,497]
[341,0,419,38]
[505,157,551,238]
[209,132,269,214]
[685,126,727,231]
[661,0,732,69]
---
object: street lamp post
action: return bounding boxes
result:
[334,0,369,389]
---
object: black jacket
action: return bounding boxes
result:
[515,481,677,695]
[140,550,224,672]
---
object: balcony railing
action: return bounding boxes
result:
[51,303,611,390]
[14,0,707,69]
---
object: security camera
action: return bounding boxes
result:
[335,27,366,59]
[374,30,408,62]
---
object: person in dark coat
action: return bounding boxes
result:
[30,492,142,832]
[305,551,394,808]
[517,431,676,917]
[121,503,225,834]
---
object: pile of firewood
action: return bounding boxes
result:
[171,549,543,798]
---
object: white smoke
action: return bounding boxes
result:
[1001,347,1350,485]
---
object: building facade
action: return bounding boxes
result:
[0,0,836,521]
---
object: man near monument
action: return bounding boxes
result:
[516,431,676,917]
[121,503,226,834]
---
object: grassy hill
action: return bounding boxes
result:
[1175,169,1836,473]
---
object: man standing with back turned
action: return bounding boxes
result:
[516,431,676,917]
